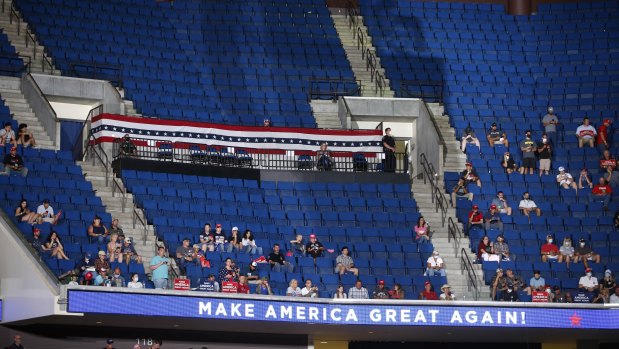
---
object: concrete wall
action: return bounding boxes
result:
[32,74,122,115]
[21,74,60,149]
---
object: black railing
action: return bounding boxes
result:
[345,0,358,30]
[461,247,482,301]
[132,203,149,245]
[399,80,444,103]
[308,77,361,101]
[447,217,462,258]
[72,104,103,162]
[69,61,123,87]
[112,136,408,174]
[419,153,448,227]
[85,132,110,187]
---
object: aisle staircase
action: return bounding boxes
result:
[426,103,467,173]
[311,100,342,129]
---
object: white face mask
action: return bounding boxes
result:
[580,243,586,247]
[548,239,553,243]
[542,138,547,143]
[565,242,571,247]
[586,272,592,277]
[132,277,139,282]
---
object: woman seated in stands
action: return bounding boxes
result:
[316,143,333,171]
[559,237,574,266]
[414,216,431,242]
[389,283,405,299]
[477,235,500,262]
[15,199,38,224]
[107,233,123,263]
[87,216,109,243]
[17,123,36,148]
[45,231,69,260]
[241,229,263,255]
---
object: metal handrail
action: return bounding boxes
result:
[399,80,445,103]
[85,132,110,186]
[461,247,482,301]
[132,204,148,245]
[9,2,20,36]
[420,153,447,227]
[308,77,362,101]
[69,61,123,87]
[73,104,103,162]
[447,217,462,258]
[357,27,365,51]
[111,176,126,213]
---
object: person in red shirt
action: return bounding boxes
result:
[590,177,613,209]
[468,204,484,233]
[596,119,612,153]
[237,275,250,294]
[418,281,438,300]
[600,150,618,187]
[541,234,560,262]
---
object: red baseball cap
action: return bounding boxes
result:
[378,280,385,285]
[10,146,16,152]
[309,234,316,239]
[33,228,40,233]
[585,268,592,272]
[473,205,479,209]
[424,281,431,286]
[466,162,472,166]
[490,204,497,209]
[216,223,222,228]
[604,119,612,125]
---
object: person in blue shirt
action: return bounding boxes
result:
[150,246,169,289]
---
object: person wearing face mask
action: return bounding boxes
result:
[500,151,521,175]
[500,282,520,302]
[574,238,601,269]
[578,268,599,295]
[559,237,575,266]
[127,273,143,288]
[540,235,560,263]
[556,167,578,193]
[520,130,537,175]
[542,106,559,146]
[537,132,552,176]
[382,128,396,172]
[425,250,446,277]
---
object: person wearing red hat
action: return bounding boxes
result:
[460,162,482,187]
[596,118,613,153]
[419,281,438,300]
[467,204,484,233]
[2,146,28,177]
[484,204,503,232]
[372,280,390,299]
[578,268,599,295]
[305,234,324,260]
[30,227,51,255]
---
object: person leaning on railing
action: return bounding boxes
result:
[119,133,137,156]
[316,143,333,171]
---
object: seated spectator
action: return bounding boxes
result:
[502,269,526,294]
[460,125,481,154]
[389,283,405,299]
[541,235,560,263]
[45,231,69,260]
[477,235,499,262]
[119,134,137,156]
[316,143,333,171]
[268,243,294,273]
[286,279,302,297]
[484,205,503,232]
[127,273,143,289]
[301,279,319,298]
[556,166,578,192]
[559,237,575,266]
[600,269,616,294]
[589,177,612,209]
[425,250,446,277]
[333,284,348,299]
[255,276,273,295]
[529,270,546,293]
[439,284,456,301]
[537,133,552,176]
[493,235,511,261]
[74,252,95,284]
[109,218,124,238]
[237,275,250,294]
[419,281,438,300]
[578,268,599,295]
[500,283,520,302]
[15,199,38,224]
[31,228,50,255]
[17,123,36,148]
[500,151,521,174]
[520,130,537,175]
[263,118,271,127]
[87,216,109,243]
[551,285,573,303]
[461,162,482,187]
[0,122,17,147]
[574,238,601,269]
[176,237,198,276]
[197,274,220,292]
[542,106,559,145]
[241,229,263,255]
[289,234,305,256]
[199,223,215,253]
[348,280,369,299]
[468,205,484,232]
[414,216,431,242]
[600,150,619,187]
[227,226,242,253]
[335,246,359,276]
[305,234,325,259]
[94,250,110,274]
[451,178,473,207]
[218,257,239,284]
[121,237,142,264]
[372,280,390,299]
[575,117,597,148]
[610,287,619,304]
[486,122,509,148]
[491,191,512,216]
[212,223,228,252]
[518,192,541,217]
[94,268,111,287]
[2,146,28,177]
[592,288,611,304]
[578,168,593,189]
[110,267,126,287]
[595,119,612,153]
[107,233,123,263]
[244,261,260,284]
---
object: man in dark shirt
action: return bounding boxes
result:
[31,228,50,255]
[500,283,520,302]
[2,146,28,177]
[305,234,324,259]
[537,133,552,176]
[484,205,503,232]
[6,334,24,349]
[382,127,396,172]
[574,238,601,269]
[268,243,294,273]
[119,134,137,156]
[460,163,481,187]
[175,238,197,276]
[372,280,390,299]
[244,261,260,284]
[212,224,227,252]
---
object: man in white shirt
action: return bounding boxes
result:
[36,199,61,224]
[426,250,446,277]
[575,117,597,148]
[556,166,578,192]
[518,192,541,217]
[578,268,599,293]
[610,287,619,304]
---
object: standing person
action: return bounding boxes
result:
[0,122,17,148]
[575,117,597,148]
[2,146,28,177]
[542,106,559,146]
[6,334,24,349]
[316,143,333,171]
[150,246,169,289]
[382,127,396,172]
[595,119,612,153]
[520,130,537,175]
[537,133,552,176]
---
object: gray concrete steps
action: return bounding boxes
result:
[311,100,342,129]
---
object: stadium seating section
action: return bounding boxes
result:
[15,0,358,127]
[360,0,619,300]
[0,29,23,76]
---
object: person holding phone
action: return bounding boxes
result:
[150,246,169,289]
